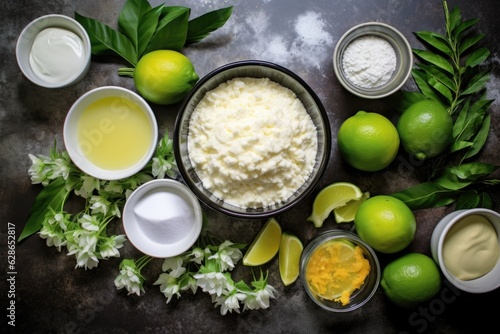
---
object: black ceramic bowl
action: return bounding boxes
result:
[173,60,331,218]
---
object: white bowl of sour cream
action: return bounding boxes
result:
[16,14,91,88]
[123,179,203,258]
[431,208,500,293]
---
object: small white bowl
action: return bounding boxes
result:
[122,179,203,258]
[63,86,158,180]
[16,14,91,88]
[431,208,500,293]
[333,22,413,99]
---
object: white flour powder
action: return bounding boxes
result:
[188,77,318,209]
[342,36,397,88]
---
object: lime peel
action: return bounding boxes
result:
[334,191,371,223]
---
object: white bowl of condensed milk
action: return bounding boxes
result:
[431,208,500,293]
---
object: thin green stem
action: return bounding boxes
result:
[118,67,135,78]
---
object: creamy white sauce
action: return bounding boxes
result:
[29,27,85,83]
[443,214,499,280]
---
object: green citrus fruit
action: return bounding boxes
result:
[354,195,416,254]
[133,50,199,105]
[381,253,442,308]
[396,99,453,160]
[337,111,400,172]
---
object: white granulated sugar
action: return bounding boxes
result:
[188,77,318,209]
[342,35,397,88]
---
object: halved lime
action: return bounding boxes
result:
[279,232,303,286]
[334,191,371,223]
[307,182,363,228]
[243,217,282,266]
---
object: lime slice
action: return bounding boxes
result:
[307,182,363,228]
[243,217,282,266]
[334,191,371,223]
[279,232,304,286]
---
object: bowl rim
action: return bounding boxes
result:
[122,178,203,258]
[332,21,413,99]
[434,208,500,293]
[300,229,381,312]
[173,60,332,219]
[16,14,92,88]
[63,86,158,180]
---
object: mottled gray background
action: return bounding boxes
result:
[1,0,499,333]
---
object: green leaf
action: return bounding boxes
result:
[454,190,479,210]
[461,113,490,161]
[447,162,498,180]
[461,71,490,95]
[19,178,69,242]
[413,49,454,74]
[75,12,138,66]
[452,18,479,39]
[450,140,472,153]
[382,91,426,113]
[465,47,490,68]
[414,31,452,55]
[434,171,473,190]
[411,69,443,102]
[477,192,493,209]
[137,4,164,58]
[453,98,490,141]
[447,6,462,33]
[428,77,453,102]
[458,33,485,55]
[391,182,457,210]
[145,6,190,53]
[186,6,233,44]
[415,63,456,91]
[118,0,153,54]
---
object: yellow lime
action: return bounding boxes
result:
[307,182,363,228]
[334,191,370,223]
[397,99,453,160]
[133,50,199,105]
[243,217,282,266]
[279,232,303,286]
[337,111,400,172]
[381,253,442,308]
[305,240,371,305]
[354,195,416,254]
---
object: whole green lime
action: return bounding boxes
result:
[381,253,442,308]
[133,50,199,105]
[396,99,452,160]
[337,111,400,172]
[354,195,416,254]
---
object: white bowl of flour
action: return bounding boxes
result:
[174,61,331,219]
[333,22,413,99]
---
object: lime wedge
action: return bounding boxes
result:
[307,182,363,228]
[279,232,304,286]
[334,191,371,223]
[243,217,282,266]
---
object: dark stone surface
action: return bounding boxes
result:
[1,0,499,333]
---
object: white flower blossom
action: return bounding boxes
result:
[39,224,66,251]
[154,273,181,303]
[89,195,111,215]
[52,158,71,180]
[114,260,145,296]
[189,247,209,264]
[194,271,232,297]
[74,175,100,198]
[243,284,277,311]
[99,235,126,258]
[161,257,186,278]
[208,240,243,271]
[212,290,247,315]
[79,214,100,231]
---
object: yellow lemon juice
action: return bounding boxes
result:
[77,96,153,170]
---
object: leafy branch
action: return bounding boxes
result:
[390,0,498,210]
[75,0,233,68]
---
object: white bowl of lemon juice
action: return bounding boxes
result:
[64,86,158,180]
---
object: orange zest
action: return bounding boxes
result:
[305,240,370,305]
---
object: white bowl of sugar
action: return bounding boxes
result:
[122,179,203,258]
[333,22,413,99]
